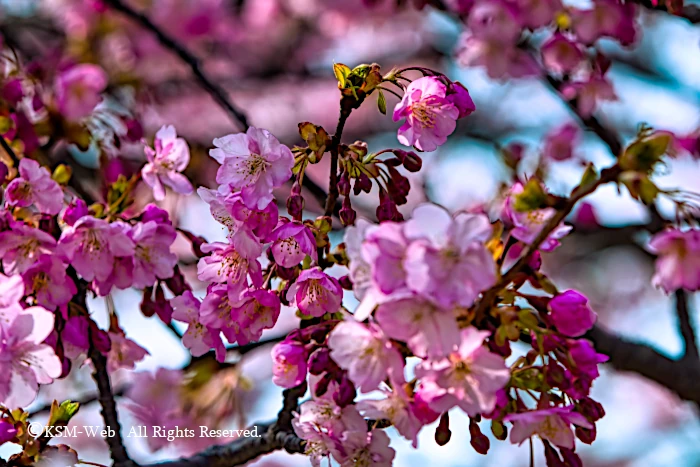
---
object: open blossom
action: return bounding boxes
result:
[5,158,64,215]
[22,254,77,310]
[287,267,343,317]
[376,297,460,358]
[403,204,497,308]
[541,34,584,75]
[198,188,278,240]
[361,221,410,297]
[543,123,579,162]
[328,321,404,393]
[415,327,510,416]
[197,242,263,293]
[0,306,62,407]
[272,339,307,388]
[456,34,540,80]
[506,406,593,449]
[142,125,194,201]
[171,291,225,361]
[0,273,24,325]
[548,290,597,337]
[357,387,424,447]
[59,216,135,282]
[0,224,57,274]
[648,228,700,292]
[339,429,396,467]
[571,0,636,46]
[107,332,149,372]
[199,284,239,342]
[55,64,108,121]
[393,77,459,152]
[210,127,295,209]
[230,289,281,345]
[503,183,572,252]
[128,221,178,288]
[343,219,374,301]
[561,76,617,118]
[268,221,318,268]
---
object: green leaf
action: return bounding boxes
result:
[47,400,80,428]
[578,163,598,191]
[333,63,351,88]
[377,90,387,115]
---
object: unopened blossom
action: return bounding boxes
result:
[171,291,226,361]
[198,188,278,240]
[197,242,263,293]
[0,307,63,407]
[548,290,597,337]
[268,221,318,268]
[358,387,424,447]
[286,267,343,317]
[210,127,295,209]
[0,224,57,274]
[107,331,149,372]
[230,289,281,345]
[22,254,77,310]
[506,406,593,449]
[129,220,178,288]
[393,76,459,152]
[142,125,194,201]
[648,228,700,292]
[541,34,584,75]
[0,419,17,445]
[5,158,64,215]
[271,339,308,388]
[376,297,460,358]
[343,219,374,301]
[55,64,108,121]
[543,123,580,162]
[446,82,476,119]
[62,198,88,226]
[403,204,497,308]
[59,216,135,282]
[565,339,609,382]
[415,327,510,416]
[328,321,404,392]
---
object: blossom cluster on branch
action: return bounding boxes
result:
[0,1,699,467]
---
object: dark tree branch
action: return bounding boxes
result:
[88,342,136,467]
[103,0,249,131]
[675,289,699,361]
[324,107,351,217]
[0,135,20,167]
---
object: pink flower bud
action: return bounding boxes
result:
[271,339,308,388]
[548,290,597,337]
[435,412,451,446]
[339,197,356,226]
[62,199,88,226]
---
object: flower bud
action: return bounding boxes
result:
[548,290,597,337]
[545,362,570,390]
[141,204,172,225]
[314,372,333,398]
[339,197,356,226]
[164,265,191,296]
[543,441,565,467]
[376,191,401,222]
[353,173,372,195]
[469,419,490,455]
[446,81,476,119]
[62,199,89,226]
[333,376,356,407]
[490,420,507,441]
[577,397,605,422]
[559,448,583,467]
[287,194,304,220]
[0,161,8,184]
[435,412,451,446]
[338,171,351,196]
[575,425,596,445]
[308,348,331,375]
[179,229,207,258]
[338,275,353,290]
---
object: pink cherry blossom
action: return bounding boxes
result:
[343,219,374,301]
[171,291,226,361]
[0,273,25,327]
[543,123,580,162]
[0,224,57,274]
[467,0,520,45]
[392,76,459,152]
[58,216,135,282]
[230,289,281,345]
[548,290,597,337]
[106,331,149,372]
[446,82,476,119]
[648,228,700,292]
[339,429,395,467]
[541,34,584,76]
[414,327,510,416]
[271,339,308,388]
[0,307,62,407]
[403,204,497,308]
[22,254,77,310]
[142,125,194,201]
[571,0,636,46]
[62,198,88,226]
[5,158,64,215]
[357,387,424,447]
[286,267,343,317]
[128,220,178,288]
[565,339,609,382]
[328,321,404,393]
[456,34,540,80]
[55,64,108,121]
[506,406,593,449]
[210,127,295,209]
[561,76,617,118]
[375,297,460,358]
[268,220,318,268]
[361,221,410,297]
[199,284,242,343]
[197,242,263,293]
[515,0,561,29]
[198,188,278,240]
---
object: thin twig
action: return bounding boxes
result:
[675,289,699,361]
[324,107,351,217]
[103,0,249,130]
